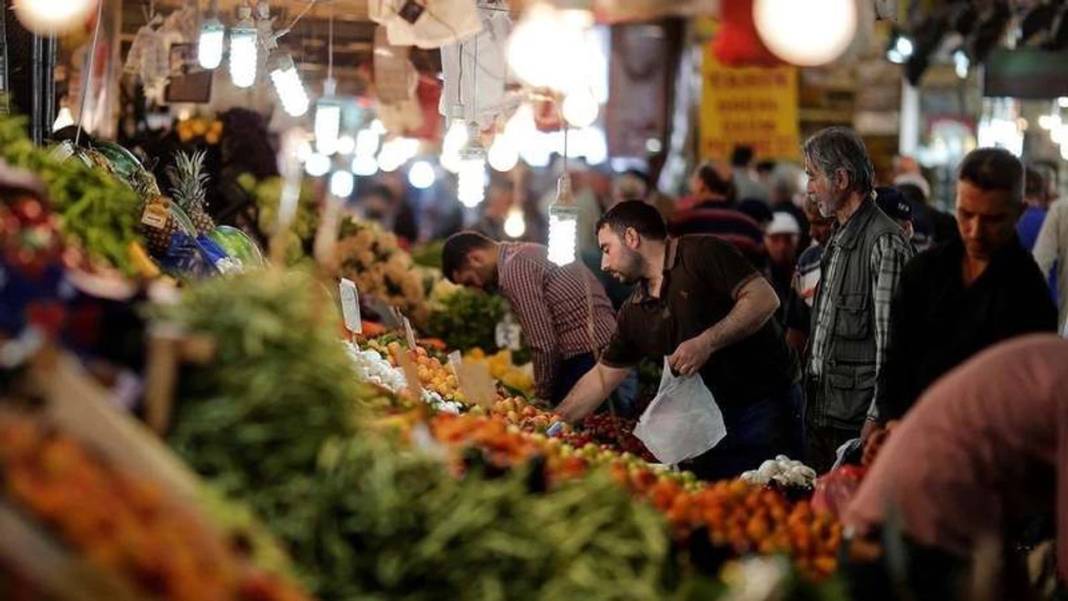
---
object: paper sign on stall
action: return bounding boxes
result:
[396,348,424,399]
[458,360,496,409]
[402,316,417,350]
[339,279,362,336]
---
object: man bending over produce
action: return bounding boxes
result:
[442,230,616,404]
[555,201,800,480]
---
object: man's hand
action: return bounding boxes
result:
[668,333,713,377]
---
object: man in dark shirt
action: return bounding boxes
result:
[556,201,800,479]
[876,148,1058,421]
[669,162,767,268]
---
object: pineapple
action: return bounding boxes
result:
[167,151,215,236]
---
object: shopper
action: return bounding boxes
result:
[670,162,765,268]
[441,231,616,403]
[875,148,1058,422]
[1034,197,1068,334]
[845,334,1068,593]
[803,127,913,473]
[784,196,835,355]
[874,187,914,243]
[765,211,802,324]
[731,144,769,203]
[1017,166,1054,252]
[894,173,959,249]
[555,201,799,480]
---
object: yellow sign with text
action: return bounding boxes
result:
[700,49,800,162]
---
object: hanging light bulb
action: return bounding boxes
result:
[197,8,225,70]
[13,0,98,35]
[336,135,356,155]
[953,49,970,80]
[562,89,599,128]
[352,154,379,177]
[504,207,527,239]
[269,51,310,117]
[753,0,858,67]
[508,2,593,92]
[488,136,520,172]
[229,6,258,88]
[52,107,75,132]
[547,175,579,266]
[305,153,330,177]
[457,140,487,208]
[330,170,355,198]
[315,79,342,155]
[408,160,437,189]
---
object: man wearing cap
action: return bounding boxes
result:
[875,187,915,246]
[765,211,802,325]
[875,148,1058,422]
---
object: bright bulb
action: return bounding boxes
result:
[1039,114,1061,131]
[52,107,75,132]
[443,119,470,155]
[408,160,436,189]
[269,53,309,117]
[305,153,330,177]
[1058,97,1068,108]
[505,104,538,143]
[488,137,520,172]
[504,207,526,239]
[336,135,356,155]
[562,90,599,128]
[581,127,608,165]
[457,158,487,208]
[13,0,97,35]
[753,0,858,66]
[315,101,342,155]
[895,37,914,58]
[953,49,969,80]
[229,23,258,88]
[352,154,379,177]
[330,170,355,198]
[508,3,595,92]
[198,18,225,70]
[355,129,380,157]
[547,206,579,266]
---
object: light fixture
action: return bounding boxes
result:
[508,2,594,92]
[488,136,520,172]
[315,87,342,155]
[562,89,599,128]
[953,49,970,80]
[305,152,330,177]
[1039,114,1061,130]
[352,154,379,177]
[457,138,487,208]
[753,0,857,67]
[547,174,579,266]
[355,129,380,157]
[52,107,75,132]
[229,6,258,88]
[336,135,356,155]
[1059,97,1068,109]
[330,170,355,198]
[504,207,526,239]
[13,0,98,35]
[198,0,225,70]
[408,160,437,189]
[269,51,309,117]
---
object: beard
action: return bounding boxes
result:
[815,192,843,219]
[606,248,644,284]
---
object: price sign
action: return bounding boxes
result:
[141,198,169,229]
[402,316,417,350]
[339,278,362,335]
[396,347,424,399]
[458,360,496,409]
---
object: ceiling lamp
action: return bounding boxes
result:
[504,207,526,239]
[508,1,594,92]
[752,0,858,66]
[269,51,310,117]
[562,89,599,128]
[13,0,98,35]
[457,139,487,208]
[547,174,579,266]
[487,136,520,172]
[198,0,225,69]
[330,170,355,198]
[885,29,914,64]
[316,9,342,155]
[229,5,258,88]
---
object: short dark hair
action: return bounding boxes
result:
[803,126,875,197]
[958,147,1023,206]
[442,231,495,282]
[595,200,667,241]
[731,145,755,168]
[1024,166,1047,200]
[696,162,734,199]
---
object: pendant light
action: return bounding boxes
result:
[198,0,225,69]
[229,5,258,88]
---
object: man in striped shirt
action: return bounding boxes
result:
[442,231,617,403]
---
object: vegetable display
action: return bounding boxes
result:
[426,281,508,355]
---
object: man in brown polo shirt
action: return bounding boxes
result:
[556,201,801,480]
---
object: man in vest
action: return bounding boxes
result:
[803,127,914,473]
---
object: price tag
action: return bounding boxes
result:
[495,313,522,351]
[402,316,417,350]
[447,351,463,377]
[339,278,362,335]
[396,347,424,399]
[458,360,496,409]
[141,198,169,229]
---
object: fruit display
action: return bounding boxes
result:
[426,280,508,355]
[176,116,225,145]
[0,414,310,601]
[0,116,141,274]
[463,348,535,397]
[241,174,319,265]
[335,218,432,327]
[579,413,657,463]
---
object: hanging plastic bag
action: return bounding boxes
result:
[633,358,727,465]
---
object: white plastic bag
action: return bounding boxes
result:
[633,358,727,465]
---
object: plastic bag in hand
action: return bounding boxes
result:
[811,464,867,518]
[633,357,727,465]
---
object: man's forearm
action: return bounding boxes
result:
[555,363,628,422]
[699,277,778,353]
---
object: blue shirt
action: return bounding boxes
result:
[1017,206,1048,252]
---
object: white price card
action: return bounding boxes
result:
[402,316,417,350]
[339,278,362,334]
